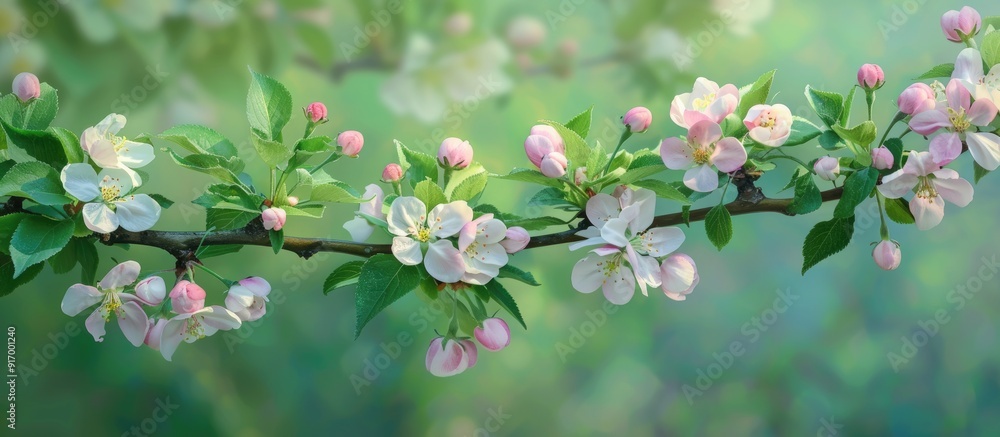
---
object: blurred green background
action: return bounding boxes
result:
[3,0,1000,435]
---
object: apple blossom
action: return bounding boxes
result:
[12,72,40,102]
[897,83,937,116]
[951,48,1000,110]
[286,196,299,207]
[444,12,472,36]
[158,306,242,361]
[60,164,161,233]
[80,113,156,186]
[225,281,270,322]
[306,102,327,122]
[382,163,404,182]
[60,261,148,347]
[877,150,974,230]
[474,318,511,351]
[623,106,653,133]
[134,276,166,306]
[529,125,565,155]
[438,137,473,169]
[262,206,287,231]
[873,240,902,271]
[344,184,386,242]
[660,253,699,301]
[387,196,472,283]
[813,156,840,181]
[857,64,885,90]
[743,104,793,147]
[540,152,569,178]
[660,120,747,192]
[144,318,167,351]
[871,146,894,170]
[425,337,471,377]
[169,280,206,314]
[337,130,364,157]
[941,6,981,42]
[574,167,588,185]
[457,214,509,285]
[910,79,1000,169]
[499,226,530,254]
[669,77,740,129]
[506,16,546,49]
[524,133,568,178]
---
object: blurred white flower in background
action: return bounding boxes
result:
[641,27,688,70]
[711,0,774,36]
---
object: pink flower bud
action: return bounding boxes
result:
[337,130,364,157]
[425,337,470,377]
[506,16,546,49]
[444,12,473,36]
[540,152,568,178]
[437,137,473,169]
[474,318,511,351]
[261,207,287,231]
[857,64,885,90]
[814,156,840,181]
[623,106,653,133]
[524,134,555,168]
[169,280,206,314]
[382,163,403,182]
[871,146,894,170]
[660,253,699,301]
[574,167,588,186]
[226,283,269,322]
[135,276,166,306]
[897,83,937,115]
[499,226,530,253]
[238,276,272,296]
[306,102,327,123]
[941,7,981,42]
[460,339,478,367]
[144,318,168,351]
[530,124,565,155]
[12,72,40,102]
[873,240,901,271]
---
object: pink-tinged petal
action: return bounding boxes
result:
[910,195,946,231]
[683,164,719,193]
[929,133,963,166]
[144,318,167,351]
[661,253,698,299]
[877,171,918,199]
[198,306,243,331]
[88,139,121,169]
[61,285,102,316]
[99,260,140,290]
[743,105,765,130]
[599,217,631,248]
[968,99,999,126]
[391,236,423,266]
[428,201,474,238]
[669,94,690,128]
[238,277,271,296]
[660,137,694,169]
[387,197,427,237]
[158,317,191,361]
[85,309,107,343]
[458,221,479,252]
[424,240,465,283]
[946,79,972,112]
[641,227,685,257]
[539,152,568,178]
[687,120,723,147]
[117,301,149,347]
[82,202,119,234]
[931,170,974,207]
[585,193,621,229]
[358,184,385,217]
[967,132,1000,171]
[624,189,656,234]
[953,48,984,85]
[135,276,166,306]
[567,235,607,252]
[682,110,712,129]
[902,150,939,177]
[626,246,662,294]
[460,340,478,367]
[711,137,747,172]
[692,77,720,97]
[571,255,608,294]
[708,92,739,122]
[602,265,636,305]
[477,218,507,245]
[524,135,555,168]
[474,318,511,352]
[529,125,564,154]
[717,83,740,101]
[909,110,951,135]
[426,338,469,377]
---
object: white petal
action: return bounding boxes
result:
[99,261,140,289]
[114,194,161,232]
[97,168,134,195]
[83,203,120,233]
[343,217,375,242]
[571,255,608,294]
[911,195,945,231]
[95,113,127,135]
[599,217,631,248]
[159,317,191,361]
[877,171,917,199]
[932,171,974,207]
[391,236,423,265]
[603,265,636,305]
[641,227,685,257]
[116,141,155,168]
[625,188,656,234]
[61,284,102,316]
[427,201,474,238]
[198,306,243,331]
[88,139,121,169]
[117,301,149,347]
[387,197,426,237]
[424,240,465,283]
[585,193,620,229]
[683,164,719,193]
[60,164,100,202]
[967,132,1000,171]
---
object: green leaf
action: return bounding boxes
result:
[834,167,879,218]
[149,194,174,209]
[787,174,822,215]
[586,140,609,180]
[983,31,1000,68]
[75,237,99,284]
[196,245,243,259]
[206,208,256,231]
[311,180,364,203]
[564,106,594,138]
[168,150,246,186]
[1,120,69,168]
[395,140,438,188]
[355,254,422,337]
[323,260,365,294]
[884,138,904,172]
[805,86,844,129]
[681,205,692,227]
[630,179,691,204]
[484,279,526,329]
[294,135,333,153]
[160,125,239,157]
[541,120,590,172]
[818,130,846,151]
[414,178,448,210]
[246,67,293,142]
[284,204,326,218]
[915,63,955,80]
[528,187,574,208]
[737,70,776,119]
[251,131,293,167]
[705,204,733,251]
[48,127,85,165]
[0,84,58,131]
[0,213,26,255]
[974,161,991,184]
[495,168,564,188]
[0,253,44,298]
[801,216,855,274]
[783,117,822,147]
[497,264,541,286]
[832,121,877,149]
[840,86,857,127]
[192,183,262,212]
[10,216,74,278]
[0,161,72,206]
[268,229,283,254]
[445,162,488,202]
[618,153,667,184]
[884,197,915,225]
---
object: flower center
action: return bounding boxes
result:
[100,183,121,203]
[415,226,432,243]
[916,176,938,199]
[185,316,208,340]
[692,93,716,111]
[111,135,129,152]
[757,111,776,128]
[99,291,123,321]
[596,254,624,282]
[947,107,971,133]
[692,146,712,165]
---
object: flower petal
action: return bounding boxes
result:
[114,194,161,232]
[910,195,945,231]
[600,217,631,248]
[967,99,998,126]
[585,193,620,229]
[603,264,636,305]
[931,170,974,207]
[683,164,719,193]
[929,133,963,166]
[116,141,155,168]
[711,137,747,172]
[61,284,102,316]
[343,217,375,242]
[688,120,723,147]
[60,164,100,202]
[967,132,1000,171]
[88,139,121,169]
[641,227,685,257]
[661,253,698,298]
[85,309,107,343]
[571,254,608,294]
[83,203,119,234]
[909,110,951,136]
[158,317,190,361]
[953,48,985,85]
[877,170,918,199]
[391,236,423,266]
[387,197,427,237]
[425,240,465,283]
[428,201,474,238]
[100,260,140,289]
[198,306,243,331]
[117,301,149,347]
[98,168,134,194]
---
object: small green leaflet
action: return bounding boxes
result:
[324,261,366,294]
[485,279,526,329]
[355,255,422,338]
[705,204,733,251]
[834,167,878,219]
[801,216,855,274]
